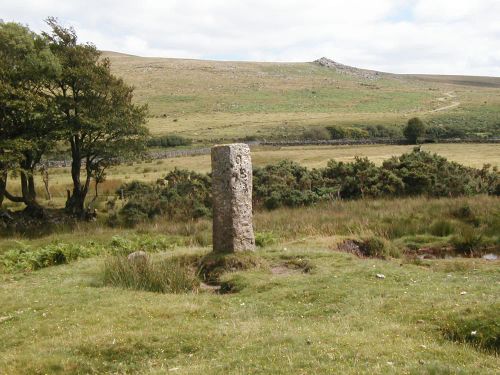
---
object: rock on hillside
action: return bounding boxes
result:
[313,57,382,80]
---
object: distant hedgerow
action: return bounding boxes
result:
[147,135,192,148]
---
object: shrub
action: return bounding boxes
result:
[383,150,498,197]
[254,160,327,209]
[147,135,192,148]
[103,255,199,293]
[325,126,371,139]
[323,157,404,199]
[120,202,151,227]
[300,127,331,140]
[364,124,401,138]
[325,125,348,139]
[348,128,369,139]
[116,168,211,226]
[118,181,155,199]
[118,149,499,217]
[255,232,278,247]
[426,124,466,140]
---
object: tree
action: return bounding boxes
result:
[403,117,425,144]
[0,22,60,211]
[44,18,149,217]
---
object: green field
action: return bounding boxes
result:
[1,196,499,374]
[103,52,500,140]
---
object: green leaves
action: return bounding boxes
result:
[403,117,426,144]
[0,19,149,212]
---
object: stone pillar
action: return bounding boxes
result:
[211,143,255,253]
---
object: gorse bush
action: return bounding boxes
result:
[117,168,211,226]
[117,150,499,224]
[253,160,327,209]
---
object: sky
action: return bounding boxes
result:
[1,0,500,76]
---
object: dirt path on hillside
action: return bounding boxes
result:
[431,91,460,112]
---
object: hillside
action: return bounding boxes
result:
[102,52,500,141]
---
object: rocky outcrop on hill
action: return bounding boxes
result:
[313,57,382,80]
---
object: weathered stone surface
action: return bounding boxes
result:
[211,143,255,253]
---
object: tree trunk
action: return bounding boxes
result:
[41,166,52,200]
[19,164,39,209]
[66,171,86,217]
[0,171,6,208]
[66,137,91,218]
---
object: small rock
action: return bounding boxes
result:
[419,359,425,365]
[471,331,477,336]
[0,316,13,324]
[482,253,498,261]
[376,274,385,279]
[127,251,148,262]
[460,291,467,295]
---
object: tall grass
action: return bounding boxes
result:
[103,255,199,293]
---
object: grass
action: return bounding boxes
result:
[0,196,499,373]
[0,238,498,373]
[103,254,200,294]
[100,52,500,140]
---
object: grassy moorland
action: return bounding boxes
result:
[1,196,499,374]
[103,52,500,141]
[1,51,499,374]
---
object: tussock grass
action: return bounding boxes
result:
[103,255,199,294]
